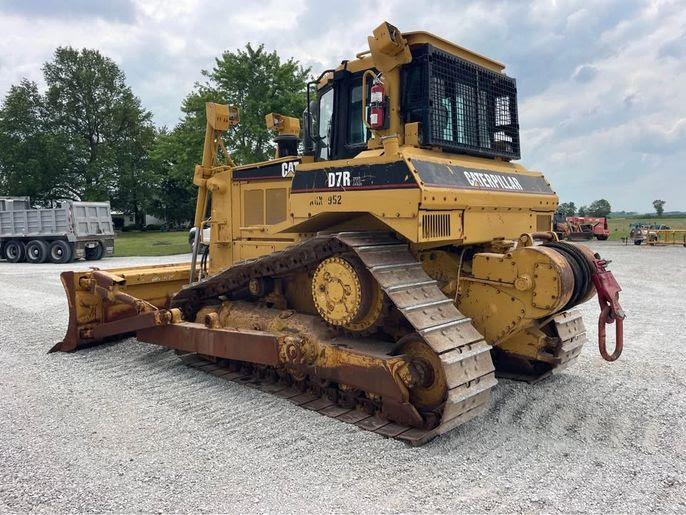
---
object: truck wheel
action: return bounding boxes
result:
[26,240,49,263]
[85,242,104,261]
[634,240,642,245]
[5,240,26,263]
[49,240,73,263]
[596,235,608,241]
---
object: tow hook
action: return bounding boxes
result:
[591,254,625,361]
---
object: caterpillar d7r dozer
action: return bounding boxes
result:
[52,22,626,445]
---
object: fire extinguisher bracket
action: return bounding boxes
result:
[369,78,386,130]
[361,70,389,131]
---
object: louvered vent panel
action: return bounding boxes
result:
[421,212,453,240]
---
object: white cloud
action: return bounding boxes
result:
[0,0,684,211]
[519,0,686,211]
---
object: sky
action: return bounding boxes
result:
[0,0,684,212]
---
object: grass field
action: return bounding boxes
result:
[113,231,190,257]
[607,217,686,240]
[110,220,686,255]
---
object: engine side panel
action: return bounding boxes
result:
[287,147,558,246]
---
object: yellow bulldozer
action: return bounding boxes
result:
[52,23,625,445]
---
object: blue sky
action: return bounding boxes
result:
[1,0,684,212]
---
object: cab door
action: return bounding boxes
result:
[314,70,371,162]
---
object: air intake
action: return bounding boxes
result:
[421,212,453,240]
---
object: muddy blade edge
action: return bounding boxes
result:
[50,264,191,353]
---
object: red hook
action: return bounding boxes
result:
[591,256,626,362]
[597,304,623,361]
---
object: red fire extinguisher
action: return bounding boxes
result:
[369,78,385,130]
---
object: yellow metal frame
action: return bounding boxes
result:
[189,22,559,274]
[56,21,576,372]
[647,229,686,246]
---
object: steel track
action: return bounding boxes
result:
[171,231,585,444]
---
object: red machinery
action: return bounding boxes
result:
[566,217,610,240]
[556,216,610,241]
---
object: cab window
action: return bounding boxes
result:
[347,84,370,145]
[317,88,334,160]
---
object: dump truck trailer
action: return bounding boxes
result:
[51,22,625,445]
[0,197,114,263]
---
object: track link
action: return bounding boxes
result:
[494,309,587,384]
[344,234,496,442]
[551,309,586,373]
[171,232,497,445]
[180,351,486,445]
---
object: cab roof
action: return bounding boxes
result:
[321,29,506,86]
[402,31,505,73]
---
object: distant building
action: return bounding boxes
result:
[111,212,166,229]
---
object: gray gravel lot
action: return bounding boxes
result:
[1,243,685,513]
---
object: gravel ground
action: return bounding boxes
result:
[1,243,685,513]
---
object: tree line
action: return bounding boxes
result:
[0,45,309,227]
[557,199,668,218]
[556,199,612,218]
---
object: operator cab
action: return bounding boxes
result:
[307,32,520,163]
[312,73,371,161]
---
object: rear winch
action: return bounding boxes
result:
[544,241,625,362]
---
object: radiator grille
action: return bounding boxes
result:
[422,212,452,240]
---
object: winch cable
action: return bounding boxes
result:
[543,242,625,362]
[542,241,591,310]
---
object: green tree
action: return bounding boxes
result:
[588,199,611,217]
[149,119,206,227]
[204,43,310,163]
[557,202,576,217]
[43,47,156,224]
[147,89,217,226]
[110,114,158,227]
[653,199,666,217]
[578,205,587,216]
[0,80,71,201]
[148,44,310,223]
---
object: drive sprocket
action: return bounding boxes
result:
[311,255,385,332]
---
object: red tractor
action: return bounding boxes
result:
[567,216,610,240]
[554,214,610,241]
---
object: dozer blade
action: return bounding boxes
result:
[52,262,191,353]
